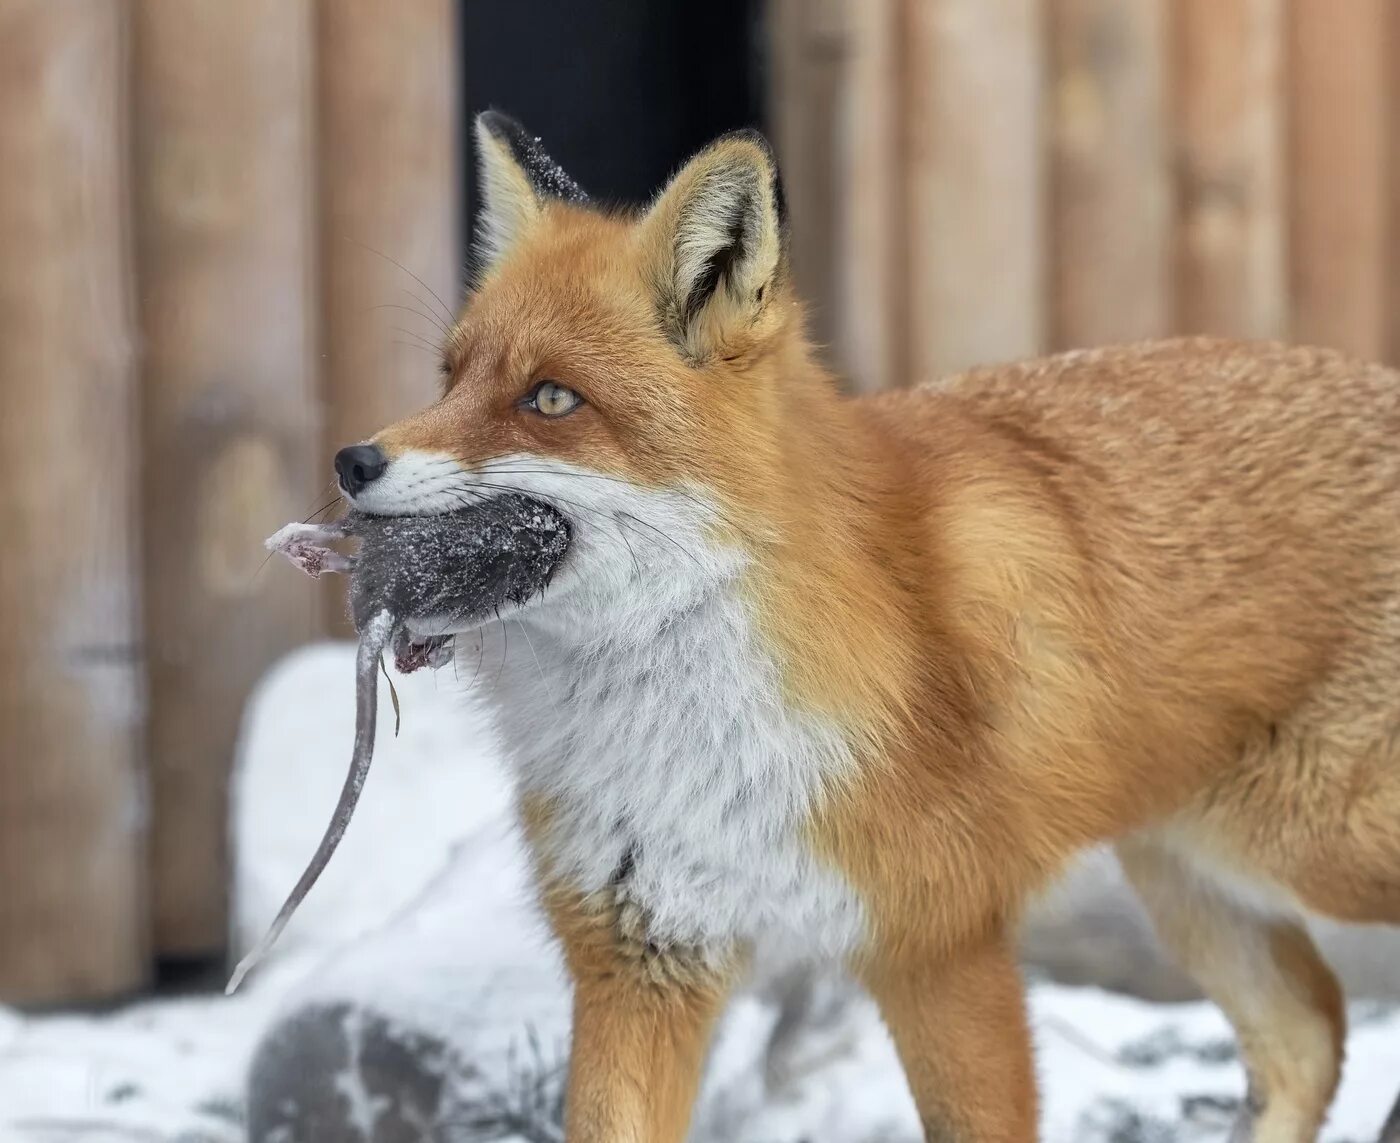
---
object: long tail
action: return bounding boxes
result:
[225,609,394,994]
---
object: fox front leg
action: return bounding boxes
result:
[859,935,1038,1142]
[265,519,355,578]
[538,881,734,1143]
[564,964,730,1142]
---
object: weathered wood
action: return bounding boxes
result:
[770,0,902,392]
[1174,0,1285,339]
[316,0,461,630]
[0,0,146,1004]
[903,0,1044,380]
[1287,0,1387,358]
[1049,0,1169,348]
[132,0,320,957]
[769,0,841,362]
[829,0,901,393]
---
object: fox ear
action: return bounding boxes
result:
[473,111,588,267]
[642,129,787,361]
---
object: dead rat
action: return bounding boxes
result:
[226,495,570,993]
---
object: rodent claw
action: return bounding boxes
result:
[266,520,355,579]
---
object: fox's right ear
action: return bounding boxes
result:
[641,129,788,363]
[473,111,587,268]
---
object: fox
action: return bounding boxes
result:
[331,111,1400,1142]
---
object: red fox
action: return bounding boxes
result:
[334,112,1400,1142]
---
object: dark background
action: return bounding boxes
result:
[460,0,767,243]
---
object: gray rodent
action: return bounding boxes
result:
[228,495,570,992]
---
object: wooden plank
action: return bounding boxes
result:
[770,0,900,392]
[0,0,146,1003]
[316,0,461,629]
[132,0,320,958]
[1287,0,1387,358]
[1174,0,1285,339]
[830,0,901,392]
[1049,0,1169,348]
[904,0,1044,380]
[769,0,840,361]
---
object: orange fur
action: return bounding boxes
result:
[521,795,735,1143]
[361,121,1400,1141]
[861,936,1038,1141]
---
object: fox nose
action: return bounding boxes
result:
[334,443,388,497]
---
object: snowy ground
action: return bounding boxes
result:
[1,642,1397,1142]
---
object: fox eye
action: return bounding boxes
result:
[524,380,583,418]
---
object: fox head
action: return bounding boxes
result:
[336,112,831,632]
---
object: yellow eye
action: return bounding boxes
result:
[529,381,583,417]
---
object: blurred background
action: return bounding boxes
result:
[1,0,1397,1015]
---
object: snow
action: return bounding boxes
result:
[2,642,1397,1142]
[0,964,290,1141]
[232,643,512,958]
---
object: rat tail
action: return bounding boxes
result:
[225,609,395,994]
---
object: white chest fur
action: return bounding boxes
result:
[470,573,867,966]
[372,452,869,965]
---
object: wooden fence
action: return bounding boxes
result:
[0,0,458,1005]
[2,0,1398,1005]
[773,0,1400,392]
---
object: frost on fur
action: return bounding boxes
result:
[237,500,571,991]
[473,111,589,271]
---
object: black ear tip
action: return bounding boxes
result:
[477,109,526,143]
[473,108,589,206]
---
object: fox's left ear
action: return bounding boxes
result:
[473,111,588,269]
[641,129,787,362]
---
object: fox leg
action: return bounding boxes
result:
[564,961,729,1143]
[858,935,1037,1142]
[1117,836,1345,1143]
[546,888,733,1143]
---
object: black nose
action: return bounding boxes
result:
[334,444,388,496]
